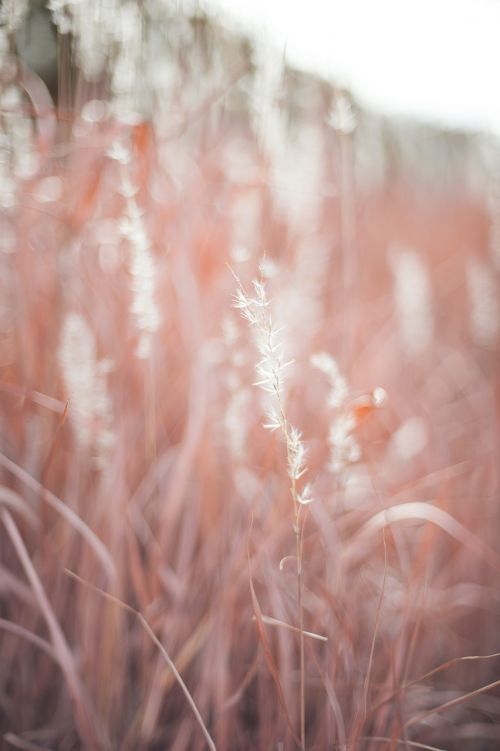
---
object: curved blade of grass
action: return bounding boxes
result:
[0,487,39,528]
[368,650,500,719]
[63,569,217,751]
[355,502,500,573]
[405,678,500,728]
[0,617,57,661]
[3,732,53,751]
[1,510,102,750]
[0,451,116,582]
[359,737,446,751]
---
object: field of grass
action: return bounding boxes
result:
[1,4,500,750]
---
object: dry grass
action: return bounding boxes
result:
[1,5,500,750]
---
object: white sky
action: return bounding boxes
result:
[202,0,500,135]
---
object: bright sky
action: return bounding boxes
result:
[202,0,500,135]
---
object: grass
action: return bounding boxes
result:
[1,4,500,750]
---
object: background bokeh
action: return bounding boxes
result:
[1,2,499,749]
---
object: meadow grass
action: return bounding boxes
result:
[1,4,500,750]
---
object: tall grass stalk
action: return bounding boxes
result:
[233,270,314,748]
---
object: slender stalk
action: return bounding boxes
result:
[260,320,307,748]
[282,408,306,750]
[295,507,305,750]
[233,271,311,749]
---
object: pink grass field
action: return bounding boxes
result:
[1,6,500,750]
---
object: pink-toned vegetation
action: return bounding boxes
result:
[1,5,500,750]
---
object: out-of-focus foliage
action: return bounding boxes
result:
[0,3,499,750]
